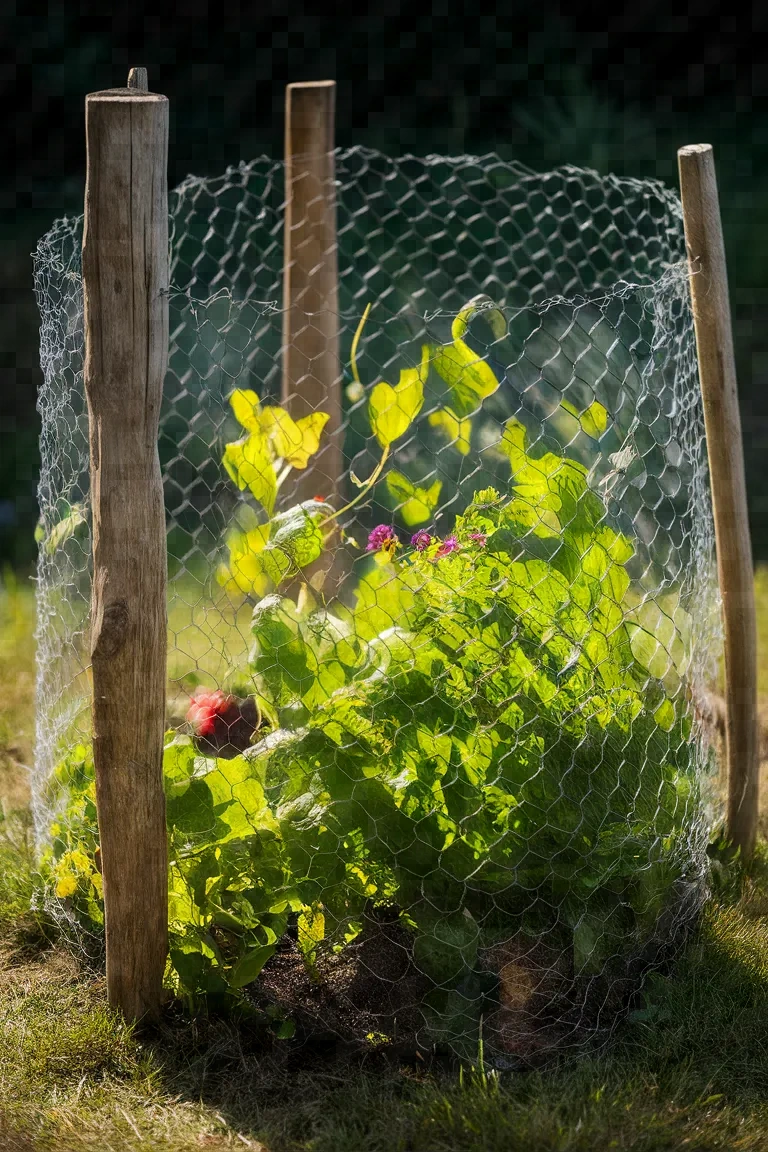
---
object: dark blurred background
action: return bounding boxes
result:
[4,1,765,569]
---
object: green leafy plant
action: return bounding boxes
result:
[217,389,333,597]
[43,418,704,1047]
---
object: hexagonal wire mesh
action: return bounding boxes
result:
[32,147,723,1066]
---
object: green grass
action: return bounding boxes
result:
[0,570,35,811]
[2,860,768,1151]
[2,570,768,1150]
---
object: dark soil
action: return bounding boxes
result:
[256,908,432,1056]
[250,883,705,1069]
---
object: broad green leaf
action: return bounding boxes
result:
[353,564,419,640]
[385,470,442,526]
[251,595,320,701]
[256,545,293,586]
[428,408,472,455]
[430,340,499,418]
[223,433,277,514]
[211,776,276,840]
[170,945,210,991]
[163,735,197,790]
[654,698,676,731]
[166,778,217,838]
[168,870,198,926]
[230,388,262,432]
[369,376,423,448]
[229,942,277,988]
[582,399,608,438]
[626,623,674,681]
[270,502,327,568]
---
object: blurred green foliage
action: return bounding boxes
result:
[4,3,765,565]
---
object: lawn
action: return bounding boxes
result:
[2,571,768,1151]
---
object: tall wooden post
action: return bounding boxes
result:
[82,70,169,1018]
[678,143,759,857]
[282,81,342,515]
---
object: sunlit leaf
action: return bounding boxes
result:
[217,524,271,598]
[450,294,507,342]
[368,348,427,448]
[385,470,442,526]
[229,940,278,988]
[230,388,262,432]
[297,903,325,967]
[43,503,87,555]
[561,397,609,439]
[260,407,330,469]
[428,408,472,455]
[223,433,277,514]
[430,340,499,418]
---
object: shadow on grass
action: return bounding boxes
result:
[135,853,768,1152]
[3,838,768,1151]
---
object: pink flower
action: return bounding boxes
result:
[367,524,398,553]
[469,532,487,546]
[434,534,459,559]
[411,530,432,551]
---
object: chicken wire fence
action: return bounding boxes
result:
[33,147,722,1066]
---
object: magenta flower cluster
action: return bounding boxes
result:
[366,524,398,552]
[366,525,487,557]
[435,535,459,558]
[410,530,432,551]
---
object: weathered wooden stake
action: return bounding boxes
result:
[127,66,148,91]
[678,143,759,857]
[282,81,342,511]
[82,71,169,1019]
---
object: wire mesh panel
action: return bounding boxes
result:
[33,148,722,1065]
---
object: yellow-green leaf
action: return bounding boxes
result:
[385,470,442,526]
[260,407,330,469]
[561,397,608,439]
[216,524,271,597]
[298,903,325,959]
[369,363,425,448]
[222,433,277,514]
[292,412,330,468]
[230,388,262,432]
[450,295,507,342]
[43,504,87,555]
[430,340,499,418]
[428,408,472,455]
[653,698,676,732]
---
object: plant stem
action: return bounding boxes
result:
[275,463,292,491]
[350,302,372,387]
[321,445,390,526]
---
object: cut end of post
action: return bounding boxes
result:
[286,80,336,91]
[127,67,149,91]
[678,143,713,158]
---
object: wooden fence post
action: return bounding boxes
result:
[282,81,342,515]
[82,70,169,1019]
[678,143,760,857]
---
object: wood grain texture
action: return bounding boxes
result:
[282,82,342,512]
[678,143,759,856]
[127,67,148,91]
[82,85,169,1019]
